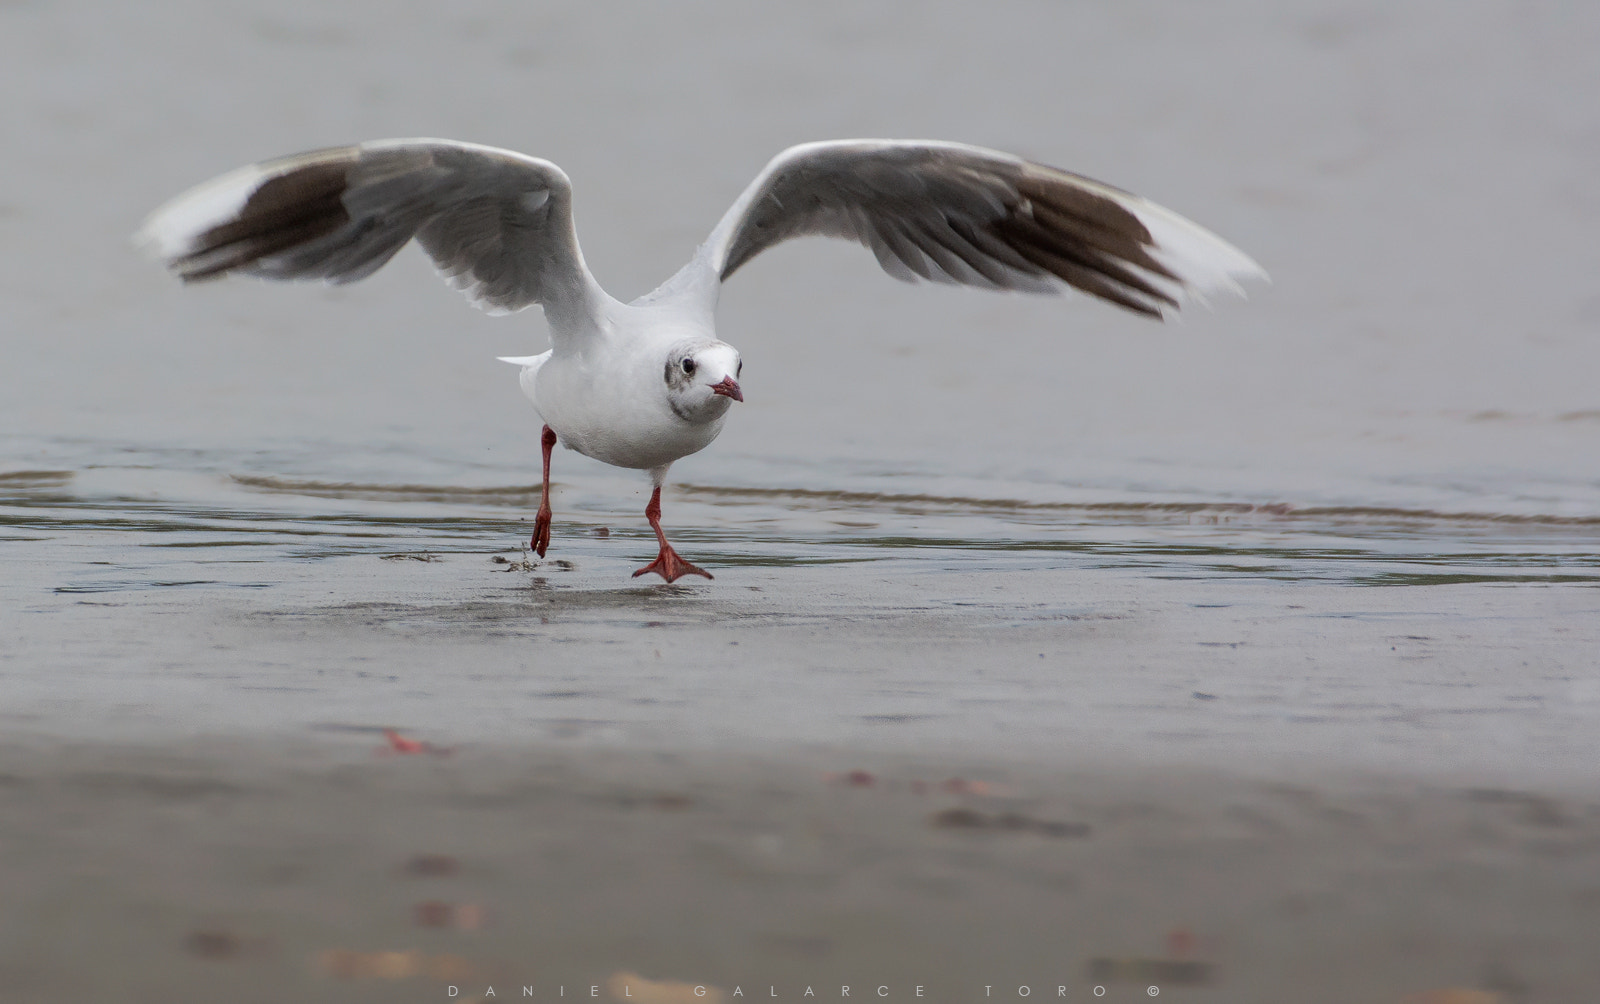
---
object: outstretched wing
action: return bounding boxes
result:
[136,138,607,317]
[703,139,1265,318]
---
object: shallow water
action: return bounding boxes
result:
[8,466,1600,589]
[5,463,1598,791]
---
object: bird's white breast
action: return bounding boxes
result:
[522,340,725,472]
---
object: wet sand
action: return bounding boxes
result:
[3,735,1597,1004]
[4,523,1600,1002]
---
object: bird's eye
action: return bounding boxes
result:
[682,358,696,374]
[736,361,743,378]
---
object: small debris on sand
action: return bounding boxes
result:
[930,807,1090,838]
[184,929,241,959]
[413,900,485,930]
[606,970,724,1004]
[379,729,452,756]
[315,948,475,981]
[824,769,876,787]
[939,777,992,796]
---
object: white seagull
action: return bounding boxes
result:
[137,138,1265,582]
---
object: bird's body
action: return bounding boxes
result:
[138,137,1265,581]
[504,311,736,476]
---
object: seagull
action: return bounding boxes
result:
[137,138,1265,582]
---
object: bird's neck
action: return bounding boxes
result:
[632,247,721,320]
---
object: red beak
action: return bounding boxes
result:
[709,376,744,402]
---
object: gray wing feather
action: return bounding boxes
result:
[703,140,1265,319]
[138,139,602,317]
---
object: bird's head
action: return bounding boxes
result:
[665,340,743,422]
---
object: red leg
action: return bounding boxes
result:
[532,424,557,557]
[632,486,712,582]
